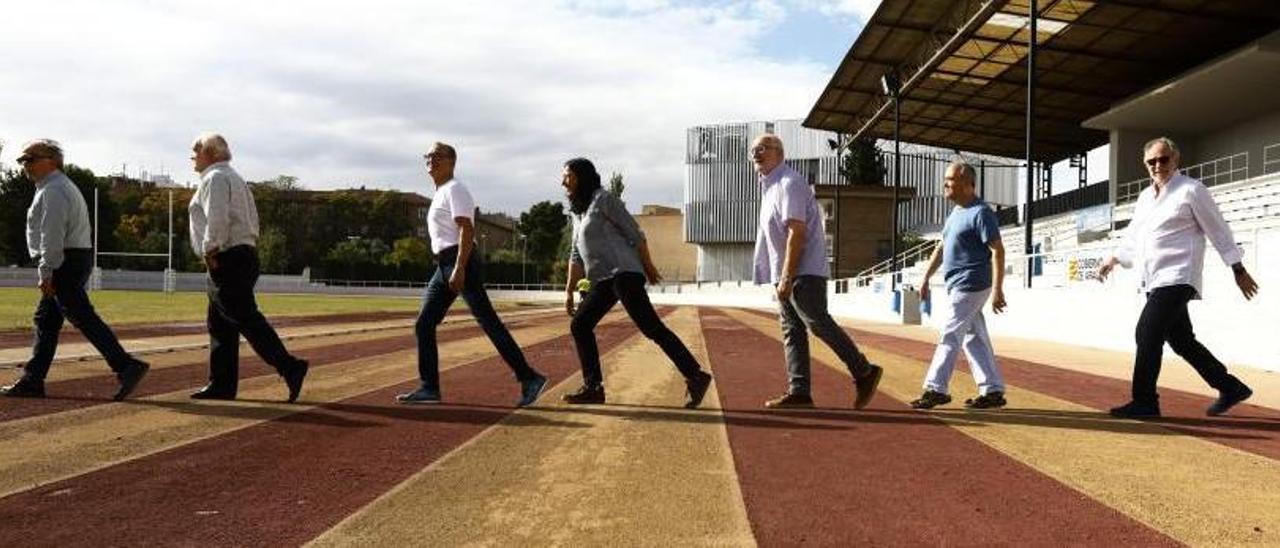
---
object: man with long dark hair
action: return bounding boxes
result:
[560,158,712,408]
[397,142,547,406]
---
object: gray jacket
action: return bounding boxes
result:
[26,171,92,281]
[570,189,647,282]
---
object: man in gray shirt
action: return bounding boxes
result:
[1,140,149,400]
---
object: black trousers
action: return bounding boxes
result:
[1131,284,1245,405]
[206,245,301,394]
[25,249,133,381]
[570,272,703,387]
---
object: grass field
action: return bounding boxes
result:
[0,289,446,331]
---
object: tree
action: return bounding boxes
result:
[608,172,625,201]
[0,168,34,266]
[257,226,289,274]
[840,138,888,186]
[323,237,390,280]
[516,201,569,265]
[383,236,431,279]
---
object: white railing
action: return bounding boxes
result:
[1118,151,1250,204]
[848,239,938,286]
[1264,142,1280,175]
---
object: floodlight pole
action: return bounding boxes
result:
[1024,0,1038,289]
[892,80,901,291]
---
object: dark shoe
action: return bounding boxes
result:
[685,371,713,409]
[1110,400,1161,418]
[964,391,1007,409]
[853,364,883,410]
[190,385,237,400]
[562,384,605,404]
[1207,385,1253,417]
[113,360,150,401]
[1,378,45,398]
[517,374,548,407]
[283,359,308,403]
[764,392,814,409]
[910,390,951,409]
[396,387,442,405]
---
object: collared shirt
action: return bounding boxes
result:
[570,188,647,282]
[1112,172,1242,297]
[752,163,829,284]
[26,170,93,281]
[427,178,476,254]
[189,161,259,255]
[941,198,1002,293]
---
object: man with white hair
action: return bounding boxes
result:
[751,133,883,409]
[187,133,308,402]
[1,140,150,400]
[1099,136,1258,418]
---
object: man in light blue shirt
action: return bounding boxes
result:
[751,133,882,409]
[1,140,149,400]
[912,159,1007,410]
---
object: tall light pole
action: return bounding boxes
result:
[1025,0,1038,289]
[518,233,528,285]
[881,70,902,290]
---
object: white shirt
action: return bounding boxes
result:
[1111,173,1242,296]
[427,178,476,253]
[189,161,260,255]
[26,170,93,281]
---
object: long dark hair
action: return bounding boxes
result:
[566,157,603,215]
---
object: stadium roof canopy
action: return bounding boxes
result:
[804,0,1280,163]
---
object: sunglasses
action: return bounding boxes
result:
[15,155,48,165]
[1144,156,1171,167]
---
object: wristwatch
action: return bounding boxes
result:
[1232,263,1246,275]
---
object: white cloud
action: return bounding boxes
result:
[0,0,845,215]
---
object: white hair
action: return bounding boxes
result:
[192,132,232,161]
[1143,136,1180,158]
[948,157,977,184]
[754,133,785,156]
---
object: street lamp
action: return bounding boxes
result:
[518,233,528,286]
[881,70,902,290]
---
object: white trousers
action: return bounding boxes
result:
[923,287,1005,396]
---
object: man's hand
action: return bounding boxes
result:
[1097,257,1118,282]
[991,288,1007,314]
[1235,267,1259,300]
[565,293,576,317]
[448,269,466,293]
[38,278,54,297]
[919,280,931,302]
[204,251,219,271]
[776,277,794,302]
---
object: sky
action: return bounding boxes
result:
[0,0,881,216]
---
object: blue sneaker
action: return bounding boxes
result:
[518,375,548,407]
[396,387,442,405]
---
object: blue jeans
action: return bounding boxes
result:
[778,275,871,396]
[24,249,133,381]
[415,246,537,391]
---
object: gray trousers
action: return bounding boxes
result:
[779,275,871,396]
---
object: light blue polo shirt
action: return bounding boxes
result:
[941,197,1001,293]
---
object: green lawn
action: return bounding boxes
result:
[0,289,432,331]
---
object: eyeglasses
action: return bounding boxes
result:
[15,155,48,165]
[423,152,453,162]
[1145,156,1171,167]
[750,145,777,154]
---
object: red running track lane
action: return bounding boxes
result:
[739,307,1280,461]
[0,318,639,547]
[0,312,559,424]
[699,308,1174,546]
[0,310,427,349]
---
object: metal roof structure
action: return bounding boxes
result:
[805,0,1280,163]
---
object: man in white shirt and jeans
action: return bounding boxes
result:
[1099,137,1258,418]
[188,133,308,403]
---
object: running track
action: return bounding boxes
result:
[1,305,1277,546]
